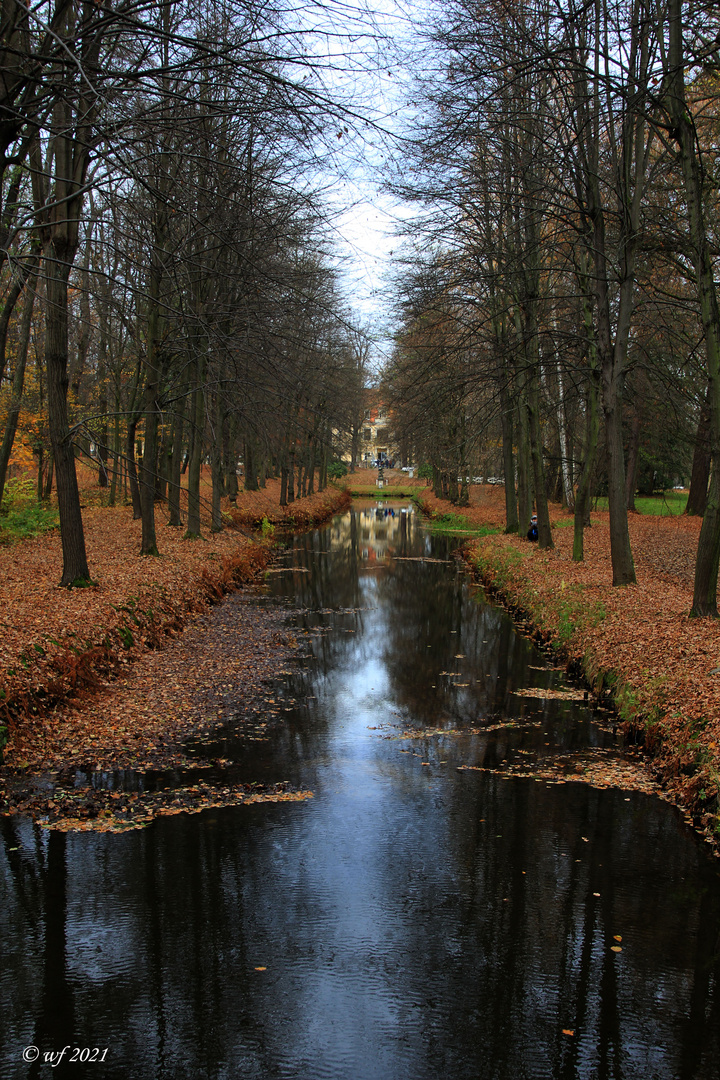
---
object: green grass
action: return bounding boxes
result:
[553,517,602,529]
[593,490,687,516]
[469,541,527,589]
[556,586,607,646]
[424,511,500,537]
[348,487,418,498]
[0,478,59,542]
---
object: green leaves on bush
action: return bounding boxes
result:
[0,478,59,542]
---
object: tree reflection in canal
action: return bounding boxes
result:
[2,502,720,1079]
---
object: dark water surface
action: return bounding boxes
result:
[2,503,720,1079]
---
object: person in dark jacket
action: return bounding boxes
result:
[527,513,538,542]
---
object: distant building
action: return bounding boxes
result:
[358,395,399,466]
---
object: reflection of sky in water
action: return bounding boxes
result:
[2,503,720,1080]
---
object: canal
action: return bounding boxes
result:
[2,501,720,1079]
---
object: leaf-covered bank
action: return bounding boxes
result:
[0,483,349,827]
[414,486,720,851]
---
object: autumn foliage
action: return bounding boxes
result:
[0,477,349,780]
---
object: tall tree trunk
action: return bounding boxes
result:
[526,364,553,549]
[432,463,442,499]
[109,389,121,507]
[668,0,720,614]
[0,259,38,505]
[554,353,574,511]
[96,296,109,489]
[593,225,636,584]
[280,458,288,506]
[36,447,45,502]
[319,434,328,491]
[168,390,186,526]
[210,393,224,533]
[185,364,205,539]
[286,414,299,504]
[0,263,32,386]
[573,337,600,561]
[224,414,239,504]
[571,3,645,586]
[126,418,142,519]
[139,391,160,555]
[43,454,54,501]
[287,441,295,503]
[45,249,91,585]
[499,371,518,533]
[516,386,532,538]
[38,44,99,586]
[686,393,711,517]
[139,325,162,555]
[625,408,642,511]
[244,435,258,491]
[602,381,635,584]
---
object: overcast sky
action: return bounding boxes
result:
[307,0,428,373]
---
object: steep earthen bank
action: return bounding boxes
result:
[414,488,720,852]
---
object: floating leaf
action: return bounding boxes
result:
[513,687,588,701]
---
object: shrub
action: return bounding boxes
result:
[327,460,348,479]
[0,477,59,542]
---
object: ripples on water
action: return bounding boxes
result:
[2,503,720,1079]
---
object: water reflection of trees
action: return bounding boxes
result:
[262,507,610,784]
[3,507,720,1077]
[3,780,720,1078]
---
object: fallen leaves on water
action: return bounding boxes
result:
[386,720,542,741]
[264,567,310,574]
[456,749,660,796]
[513,687,588,702]
[392,557,452,564]
[35,783,314,833]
